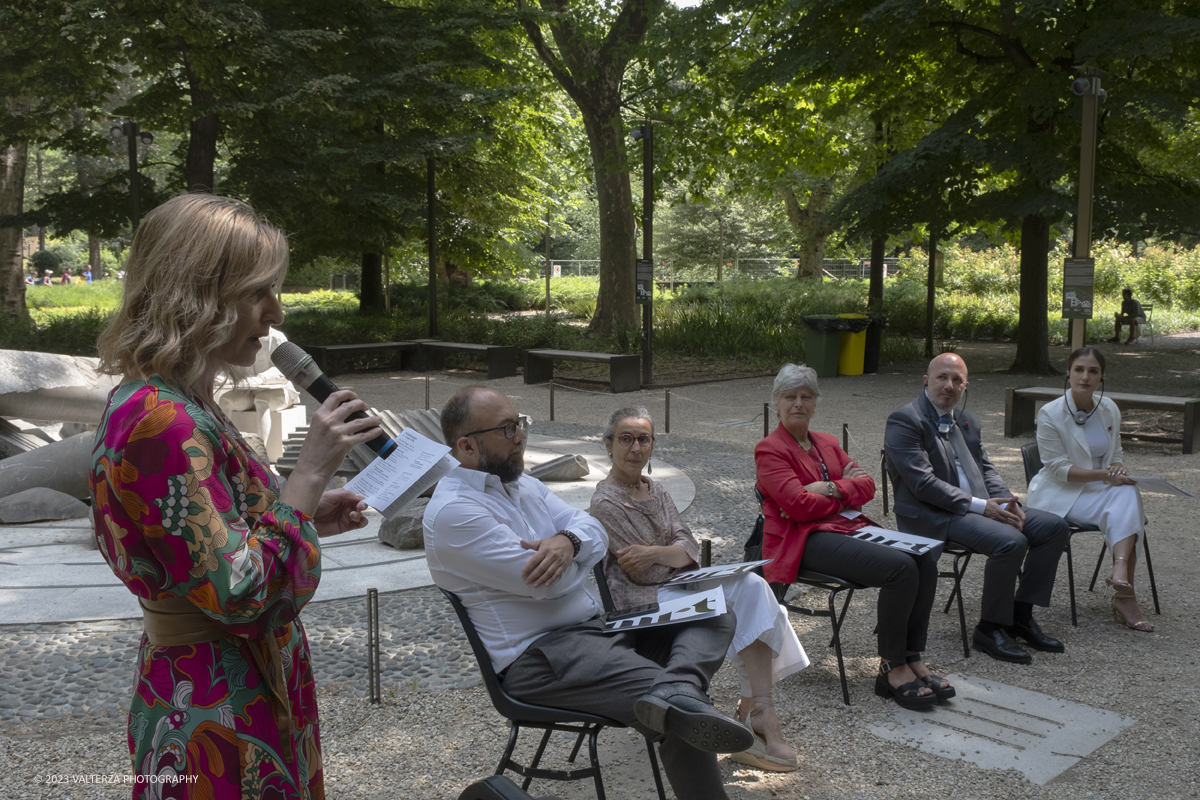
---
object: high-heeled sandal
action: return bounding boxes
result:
[729,698,798,772]
[874,660,937,709]
[1111,586,1155,632]
[905,654,956,702]
[1105,556,1133,590]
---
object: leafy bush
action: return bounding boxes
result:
[280,289,358,313]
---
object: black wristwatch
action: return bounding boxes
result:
[555,529,581,557]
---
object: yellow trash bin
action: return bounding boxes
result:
[837,314,868,376]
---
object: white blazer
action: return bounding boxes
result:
[1026,394,1123,520]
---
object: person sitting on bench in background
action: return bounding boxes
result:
[1108,287,1145,344]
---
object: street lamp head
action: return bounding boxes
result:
[629,128,645,142]
[139,131,154,145]
[1097,88,1108,104]
[110,125,126,139]
[1070,77,1090,96]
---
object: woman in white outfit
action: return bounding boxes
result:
[589,407,808,772]
[1026,347,1154,631]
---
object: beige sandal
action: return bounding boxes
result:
[729,698,798,772]
[1111,586,1155,632]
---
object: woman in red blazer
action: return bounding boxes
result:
[755,364,948,709]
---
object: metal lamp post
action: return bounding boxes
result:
[110,122,154,234]
[631,122,653,386]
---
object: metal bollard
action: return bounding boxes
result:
[367,588,381,703]
[425,377,430,410]
[843,422,848,452]
[763,403,769,439]
[549,381,555,421]
[665,389,670,433]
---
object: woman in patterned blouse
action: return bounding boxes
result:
[90,194,383,799]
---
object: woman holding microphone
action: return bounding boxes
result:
[90,194,383,798]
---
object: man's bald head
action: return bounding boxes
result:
[925,353,969,413]
[927,352,968,380]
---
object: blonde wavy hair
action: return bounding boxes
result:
[97,194,288,394]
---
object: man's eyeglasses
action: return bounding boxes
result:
[463,415,532,440]
[615,433,654,448]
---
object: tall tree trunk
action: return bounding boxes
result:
[1010,213,1055,373]
[359,252,386,312]
[581,106,638,336]
[1,142,29,321]
[869,234,885,313]
[780,181,832,279]
[519,0,663,339]
[179,38,218,193]
[88,236,101,275]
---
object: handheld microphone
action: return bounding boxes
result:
[271,342,396,458]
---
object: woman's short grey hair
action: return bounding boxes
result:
[771,363,820,406]
[603,406,654,441]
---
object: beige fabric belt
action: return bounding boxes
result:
[140,596,295,762]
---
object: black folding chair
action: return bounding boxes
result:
[1019,442,1161,624]
[880,449,974,658]
[753,488,865,705]
[440,588,666,800]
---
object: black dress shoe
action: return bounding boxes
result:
[634,682,753,754]
[972,625,1033,664]
[1004,618,1065,653]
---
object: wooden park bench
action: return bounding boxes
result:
[1005,386,1200,454]
[416,341,519,380]
[310,342,418,376]
[523,349,641,393]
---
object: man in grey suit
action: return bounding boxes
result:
[884,354,1071,663]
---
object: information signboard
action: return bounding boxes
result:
[1062,257,1095,319]
[636,258,653,304]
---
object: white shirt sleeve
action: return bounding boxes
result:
[427,484,601,600]
[529,478,607,566]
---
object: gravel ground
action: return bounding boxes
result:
[3,336,1199,799]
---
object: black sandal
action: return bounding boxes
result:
[874,660,937,709]
[905,654,956,702]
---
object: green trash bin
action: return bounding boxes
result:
[802,315,843,378]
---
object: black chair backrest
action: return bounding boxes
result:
[1020,442,1043,487]
[592,562,615,613]
[440,588,513,708]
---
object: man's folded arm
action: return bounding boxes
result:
[428,501,592,599]
[535,479,609,569]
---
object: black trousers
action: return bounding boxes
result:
[799,531,939,664]
[501,612,736,800]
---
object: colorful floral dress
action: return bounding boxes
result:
[90,377,324,799]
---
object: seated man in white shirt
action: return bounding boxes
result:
[424,387,752,798]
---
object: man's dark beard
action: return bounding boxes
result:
[476,438,524,483]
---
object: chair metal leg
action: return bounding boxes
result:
[1142,531,1161,614]
[523,728,554,791]
[1089,542,1108,592]
[952,567,970,659]
[567,730,586,764]
[828,587,853,706]
[1065,537,1078,627]
[587,726,606,800]
[496,723,521,776]
[644,736,667,800]
[942,552,971,614]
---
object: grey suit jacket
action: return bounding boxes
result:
[884,393,1010,540]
